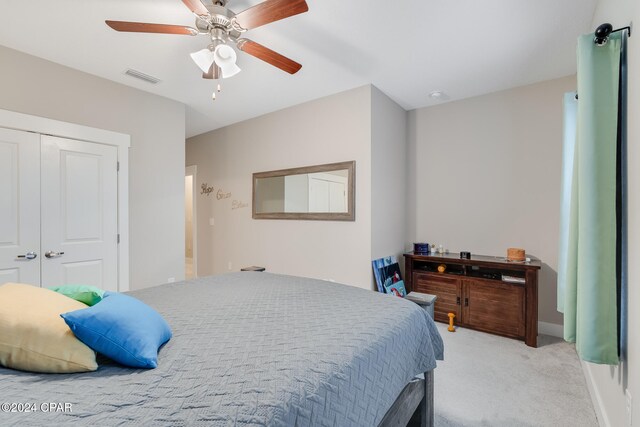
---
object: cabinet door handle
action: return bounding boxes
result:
[456,296,461,305]
[465,297,469,307]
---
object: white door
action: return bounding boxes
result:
[41,136,118,290]
[308,177,330,211]
[0,128,40,286]
[328,181,346,213]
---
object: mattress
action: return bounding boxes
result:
[0,272,444,426]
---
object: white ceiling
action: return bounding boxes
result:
[0,0,597,137]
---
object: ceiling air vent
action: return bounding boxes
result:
[124,69,161,84]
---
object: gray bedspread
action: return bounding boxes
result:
[0,272,443,426]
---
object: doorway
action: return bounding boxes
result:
[185,166,197,280]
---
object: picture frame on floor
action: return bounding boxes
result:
[372,256,407,297]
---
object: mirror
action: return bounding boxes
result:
[253,161,355,221]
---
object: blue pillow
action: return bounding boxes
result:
[61,292,172,368]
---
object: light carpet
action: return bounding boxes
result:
[433,323,598,426]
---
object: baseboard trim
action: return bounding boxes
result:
[581,360,610,427]
[538,321,563,338]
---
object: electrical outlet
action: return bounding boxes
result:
[626,389,633,426]
[167,277,175,283]
[227,261,232,271]
[209,217,215,226]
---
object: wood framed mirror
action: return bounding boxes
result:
[252,161,355,221]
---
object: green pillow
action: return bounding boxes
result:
[48,285,105,306]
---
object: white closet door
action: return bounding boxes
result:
[308,177,330,212]
[0,128,40,286]
[41,135,118,290]
[328,181,346,213]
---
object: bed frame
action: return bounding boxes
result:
[379,370,434,427]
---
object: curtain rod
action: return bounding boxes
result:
[575,23,630,100]
[594,23,632,45]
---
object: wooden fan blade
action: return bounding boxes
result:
[237,39,302,74]
[234,0,308,30]
[181,0,209,16]
[106,20,199,36]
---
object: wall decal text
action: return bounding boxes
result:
[201,183,214,196]
[232,200,248,210]
[216,189,231,200]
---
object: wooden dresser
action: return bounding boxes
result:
[404,252,541,347]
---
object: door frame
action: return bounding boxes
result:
[0,108,131,291]
[185,165,197,278]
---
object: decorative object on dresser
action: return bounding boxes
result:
[413,243,430,254]
[404,251,541,347]
[507,247,526,262]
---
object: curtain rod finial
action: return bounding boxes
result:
[594,22,632,46]
[594,23,613,45]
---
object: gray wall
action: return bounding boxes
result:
[186,86,373,288]
[187,85,411,290]
[407,75,576,326]
[371,86,408,265]
[0,45,186,290]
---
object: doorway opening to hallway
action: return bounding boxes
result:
[185,166,197,280]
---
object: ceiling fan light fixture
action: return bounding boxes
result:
[203,63,222,79]
[106,0,310,99]
[190,47,215,73]
[213,44,241,78]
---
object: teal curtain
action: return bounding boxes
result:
[557,92,577,313]
[557,32,623,365]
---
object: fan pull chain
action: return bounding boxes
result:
[212,81,222,101]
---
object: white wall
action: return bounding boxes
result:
[0,45,186,290]
[186,85,372,288]
[582,1,639,425]
[407,75,576,326]
[371,86,408,266]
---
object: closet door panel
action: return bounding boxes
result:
[41,135,118,290]
[0,128,40,286]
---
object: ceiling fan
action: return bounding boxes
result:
[106,0,308,99]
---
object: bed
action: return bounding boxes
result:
[0,272,443,426]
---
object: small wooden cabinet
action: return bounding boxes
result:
[404,252,540,347]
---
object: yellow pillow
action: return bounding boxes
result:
[0,283,97,373]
